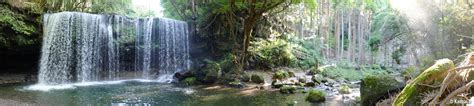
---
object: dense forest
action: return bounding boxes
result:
[0,0,473,105]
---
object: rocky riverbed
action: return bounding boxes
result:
[0,74,36,85]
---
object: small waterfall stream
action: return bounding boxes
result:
[38,12,190,85]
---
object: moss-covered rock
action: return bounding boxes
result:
[305,89,326,103]
[393,59,454,106]
[250,74,265,84]
[182,77,196,86]
[361,75,405,106]
[241,73,250,82]
[273,70,289,80]
[311,74,325,84]
[338,84,351,94]
[195,60,222,84]
[280,85,297,94]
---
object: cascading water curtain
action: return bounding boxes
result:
[38,12,190,85]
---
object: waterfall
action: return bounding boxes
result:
[38,12,190,85]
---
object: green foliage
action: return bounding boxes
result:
[279,85,297,94]
[217,53,238,72]
[0,5,35,35]
[391,47,405,64]
[320,66,388,81]
[272,70,290,80]
[250,74,264,84]
[89,0,135,15]
[248,38,296,69]
[0,4,38,48]
[305,89,326,103]
[289,36,322,69]
[30,0,135,16]
[368,34,381,52]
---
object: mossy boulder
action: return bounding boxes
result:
[311,74,325,84]
[195,60,222,84]
[181,77,196,86]
[280,85,297,94]
[361,75,405,106]
[393,59,454,106]
[241,73,250,82]
[273,70,289,80]
[250,74,265,84]
[306,89,326,103]
[338,84,351,94]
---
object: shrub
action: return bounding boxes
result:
[248,38,296,69]
[306,89,326,103]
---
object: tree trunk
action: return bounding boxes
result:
[335,10,340,60]
[341,10,345,60]
[348,9,352,62]
[240,14,261,70]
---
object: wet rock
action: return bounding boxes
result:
[272,80,284,88]
[228,81,246,88]
[272,80,295,88]
[174,70,194,81]
[305,81,316,87]
[325,78,337,86]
